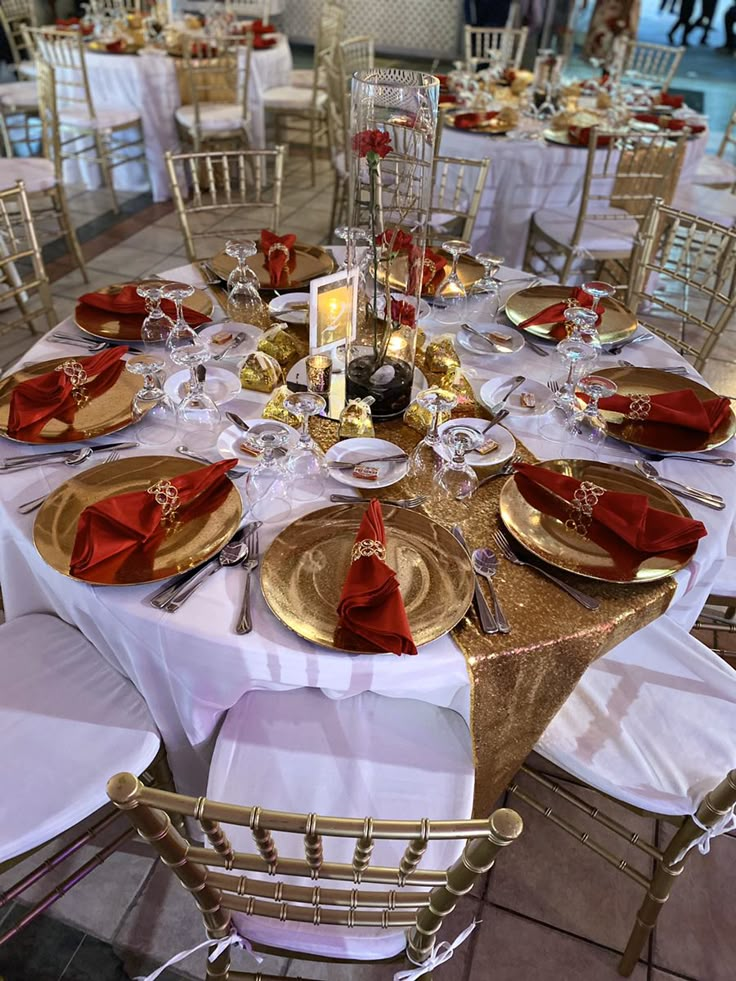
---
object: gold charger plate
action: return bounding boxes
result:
[447,114,514,136]
[74,281,213,342]
[0,356,140,445]
[33,455,242,586]
[380,250,484,297]
[209,242,336,291]
[260,504,475,653]
[87,41,143,54]
[594,366,736,454]
[499,458,697,584]
[505,284,637,344]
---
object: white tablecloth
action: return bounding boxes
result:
[62,38,293,201]
[1,262,733,797]
[439,128,709,267]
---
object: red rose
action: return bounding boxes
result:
[352,129,393,160]
[376,228,413,253]
[390,299,416,328]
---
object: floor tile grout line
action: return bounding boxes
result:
[109,857,160,949]
[56,930,86,981]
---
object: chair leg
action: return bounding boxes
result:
[618,857,681,976]
[51,187,88,282]
[310,114,317,187]
[559,247,576,283]
[94,130,119,214]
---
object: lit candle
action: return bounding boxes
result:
[387,334,408,359]
[317,286,351,344]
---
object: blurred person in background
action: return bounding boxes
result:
[582,0,641,62]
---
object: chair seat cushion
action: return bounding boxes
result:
[694,153,736,187]
[0,614,160,863]
[533,206,639,254]
[535,616,736,817]
[208,688,474,961]
[0,157,56,193]
[174,102,247,133]
[262,85,327,110]
[17,62,37,80]
[59,106,142,131]
[0,80,38,109]
[289,67,316,89]
[672,185,736,227]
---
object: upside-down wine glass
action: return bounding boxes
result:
[225,239,261,322]
[564,305,602,354]
[137,283,174,345]
[244,429,294,523]
[436,424,480,501]
[572,374,618,446]
[581,280,617,313]
[408,388,458,485]
[539,336,598,443]
[435,239,471,326]
[467,252,504,323]
[284,391,327,503]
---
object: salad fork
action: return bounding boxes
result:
[492,528,600,610]
[236,525,260,634]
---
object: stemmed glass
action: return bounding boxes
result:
[137,284,173,346]
[408,388,458,484]
[225,240,262,323]
[539,337,598,443]
[126,353,178,446]
[572,375,618,446]
[244,430,294,523]
[564,306,602,354]
[467,253,504,324]
[436,425,480,501]
[435,239,471,326]
[581,281,616,313]
[284,391,327,503]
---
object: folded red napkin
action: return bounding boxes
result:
[253,34,277,48]
[439,93,458,105]
[8,348,128,442]
[453,111,499,130]
[517,286,601,341]
[249,18,276,34]
[336,500,417,655]
[260,229,296,287]
[435,73,448,87]
[657,92,684,109]
[105,39,126,53]
[568,126,612,147]
[78,285,210,327]
[56,16,80,26]
[634,113,705,134]
[514,462,707,553]
[70,459,238,581]
[407,245,447,295]
[190,41,217,58]
[596,388,732,433]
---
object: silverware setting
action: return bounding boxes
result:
[616,359,690,375]
[607,332,654,355]
[635,450,734,467]
[461,323,515,353]
[236,524,261,634]
[492,528,601,610]
[452,525,498,634]
[471,547,510,633]
[175,445,247,479]
[16,450,121,514]
[49,333,143,355]
[1,440,138,472]
[329,494,427,508]
[327,453,408,471]
[633,459,726,510]
[477,453,521,487]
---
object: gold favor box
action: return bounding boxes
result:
[262,385,301,427]
[239,352,283,393]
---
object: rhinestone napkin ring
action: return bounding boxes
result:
[565,481,606,538]
[267,243,290,259]
[627,394,651,420]
[146,479,181,524]
[55,359,90,406]
[351,538,386,563]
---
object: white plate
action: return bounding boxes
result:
[216,418,299,466]
[165,366,241,406]
[437,417,516,468]
[457,323,525,356]
[268,292,311,325]
[480,377,553,416]
[325,437,409,488]
[199,322,261,358]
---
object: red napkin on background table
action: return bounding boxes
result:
[453,110,499,130]
[514,462,707,553]
[657,92,684,109]
[634,113,705,134]
[69,459,238,581]
[596,388,732,433]
[260,229,296,286]
[253,34,278,48]
[407,245,447,295]
[7,347,128,442]
[249,19,276,34]
[78,285,210,327]
[568,126,612,147]
[336,500,417,656]
[517,286,601,341]
[439,93,458,105]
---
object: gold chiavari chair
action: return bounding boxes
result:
[0,0,37,79]
[0,181,56,342]
[618,38,685,92]
[336,34,375,83]
[509,616,736,977]
[88,0,143,12]
[175,34,253,155]
[428,153,490,247]
[165,146,286,264]
[26,26,148,214]
[463,25,528,72]
[523,128,686,283]
[0,63,87,281]
[694,104,736,189]
[289,0,345,90]
[225,0,272,20]
[323,47,349,235]
[625,198,736,371]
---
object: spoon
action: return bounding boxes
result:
[226,411,251,432]
[472,548,510,634]
[64,447,94,466]
[634,459,726,510]
[164,537,249,612]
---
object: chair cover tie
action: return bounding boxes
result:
[674,804,736,864]
[135,927,262,981]
[393,919,479,981]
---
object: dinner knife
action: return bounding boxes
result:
[1,440,139,471]
[451,525,498,635]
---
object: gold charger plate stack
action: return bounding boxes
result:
[380,250,484,297]
[209,243,336,290]
[260,504,475,653]
[594,366,736,453]
[0,357,141,445]
[74,281,213,342]
[34,456,242,586]
[505,284,637,344]
[499,458,698,584]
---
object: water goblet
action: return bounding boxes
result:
[436,425,480,501]
[284,391,327,503]
[539,337,598,443]
[408,388,458,485]
[435,239,471,326]
[225,240,262,322]
[572,375,618,446]
[126,354,178,446]
[137,283,173,345]
[244,429,294,523]
[581,280,616,313]
[166,298,220,449]
[467,253,504,324]
[564,306,602,354]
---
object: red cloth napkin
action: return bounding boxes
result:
[439,93,458,105]
[78,285,210,327]
[568,126,612,147]
[260,229,296,286]
[453,110,499,129]
[8,348,128,442]
[657,92,684,109]
[249,18,276,34]
[336,500,417,655]
[253,34,277,48]
[514,462,707,553]
[634,113,705,134]
[190,41,217,58]
[407,245,447,295]
[596,388,732,433]
[69,459,238,582]
[517,286,601,341]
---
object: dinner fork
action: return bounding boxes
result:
[236,525,260,635]
[546,379,561,394]
[17,451,121,514]
[477,454,521,487]
[492,528,601,610]
[329,494,428,508]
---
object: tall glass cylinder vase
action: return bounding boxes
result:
[345,69,439,419]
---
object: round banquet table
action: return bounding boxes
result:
[439,125,709,267]
[61,36,293,201]
[1,259,733,806]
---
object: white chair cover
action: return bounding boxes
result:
[208,687,475,960]
[174,103,249,134]
[533,206,639,253]
[0,614,160,863]
[694,153,736,187]
[535,616,736,821]
[262,85,326,110]
[0,158,56,193]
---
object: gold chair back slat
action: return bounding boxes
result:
[26,27,95,119]
[206,870,428,909]
[717,106,736,163]
[464,25,528,71]
[176,33,253,144]
[337,35,375,83]
[89,0,142,12]
[0,0,36,76]
[620,38,685,91]
[428,153,491,246]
